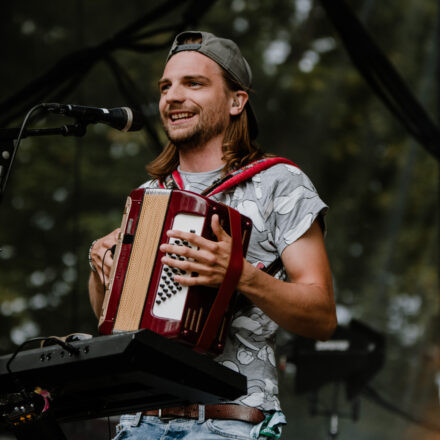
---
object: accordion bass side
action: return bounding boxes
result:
[98,188,252,356]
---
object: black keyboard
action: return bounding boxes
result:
[0,329,246,422]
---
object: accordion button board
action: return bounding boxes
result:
[152,213,204,321]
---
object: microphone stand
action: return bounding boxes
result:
[0,123,88,205]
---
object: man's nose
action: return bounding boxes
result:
[166,84,185,103]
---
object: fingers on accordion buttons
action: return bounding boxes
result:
[155,232,196,308]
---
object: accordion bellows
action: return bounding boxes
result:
[99,188,252,356]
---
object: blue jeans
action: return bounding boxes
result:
[113,414,265,439]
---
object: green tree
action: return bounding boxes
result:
[0,1,438,438]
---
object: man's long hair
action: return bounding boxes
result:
[146,69,265,182]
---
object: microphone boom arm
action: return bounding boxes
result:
[0,124,88,141]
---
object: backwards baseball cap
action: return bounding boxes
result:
[167,30,258,140]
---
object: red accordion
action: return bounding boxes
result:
[98,188,252,356]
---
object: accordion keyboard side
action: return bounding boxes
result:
[98,196,132,330]
[113,191,171,332]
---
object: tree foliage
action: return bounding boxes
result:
[0,1,438,438]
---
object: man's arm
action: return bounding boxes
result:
[88,228,120,318]
[238,220,336,340]
[160,215,337,341]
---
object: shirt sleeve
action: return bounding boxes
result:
[261,163,328,257]
[138,179,159,189]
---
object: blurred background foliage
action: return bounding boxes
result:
[0,0,438,439]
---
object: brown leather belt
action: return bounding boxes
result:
[143,404,265,424]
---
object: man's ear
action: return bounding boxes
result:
[229,90,248,116]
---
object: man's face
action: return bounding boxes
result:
[158,51,232,149]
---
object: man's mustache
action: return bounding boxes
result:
[164,105,198,117]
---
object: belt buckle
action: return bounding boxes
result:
[158,408,174,422]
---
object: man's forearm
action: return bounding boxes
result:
[238,261,336,340]
[89,271,105,318]
[88,228,120,319]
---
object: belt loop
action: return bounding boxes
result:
[131,412,142,427]
[197,404,205,424]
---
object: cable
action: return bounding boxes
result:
[107,415,111,440]
[6,337,79,375]
[13,104,44,157]
[0,104,45,198]
[363,385,440,433]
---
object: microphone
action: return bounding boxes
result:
[42,103,144,132]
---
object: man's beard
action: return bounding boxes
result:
[162,108,229,151]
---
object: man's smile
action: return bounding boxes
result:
[168,110,196,124]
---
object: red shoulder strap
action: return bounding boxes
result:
[171,170,184,189]
[158,170,184,189]
[159,157,299,194]
[206,157,298,197]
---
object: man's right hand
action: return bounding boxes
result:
[90,228,120,286]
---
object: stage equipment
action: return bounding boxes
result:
[99,188,252,356]
[284,319,385,439]
[0,329,247,439]
[290,319,385,398]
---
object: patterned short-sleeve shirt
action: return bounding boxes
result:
[140,162,327,411]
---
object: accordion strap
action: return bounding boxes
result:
[194,206,244,353]
[158,157,299,195]
[204,157,298,197]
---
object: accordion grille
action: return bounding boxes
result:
[113,191,170,331]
